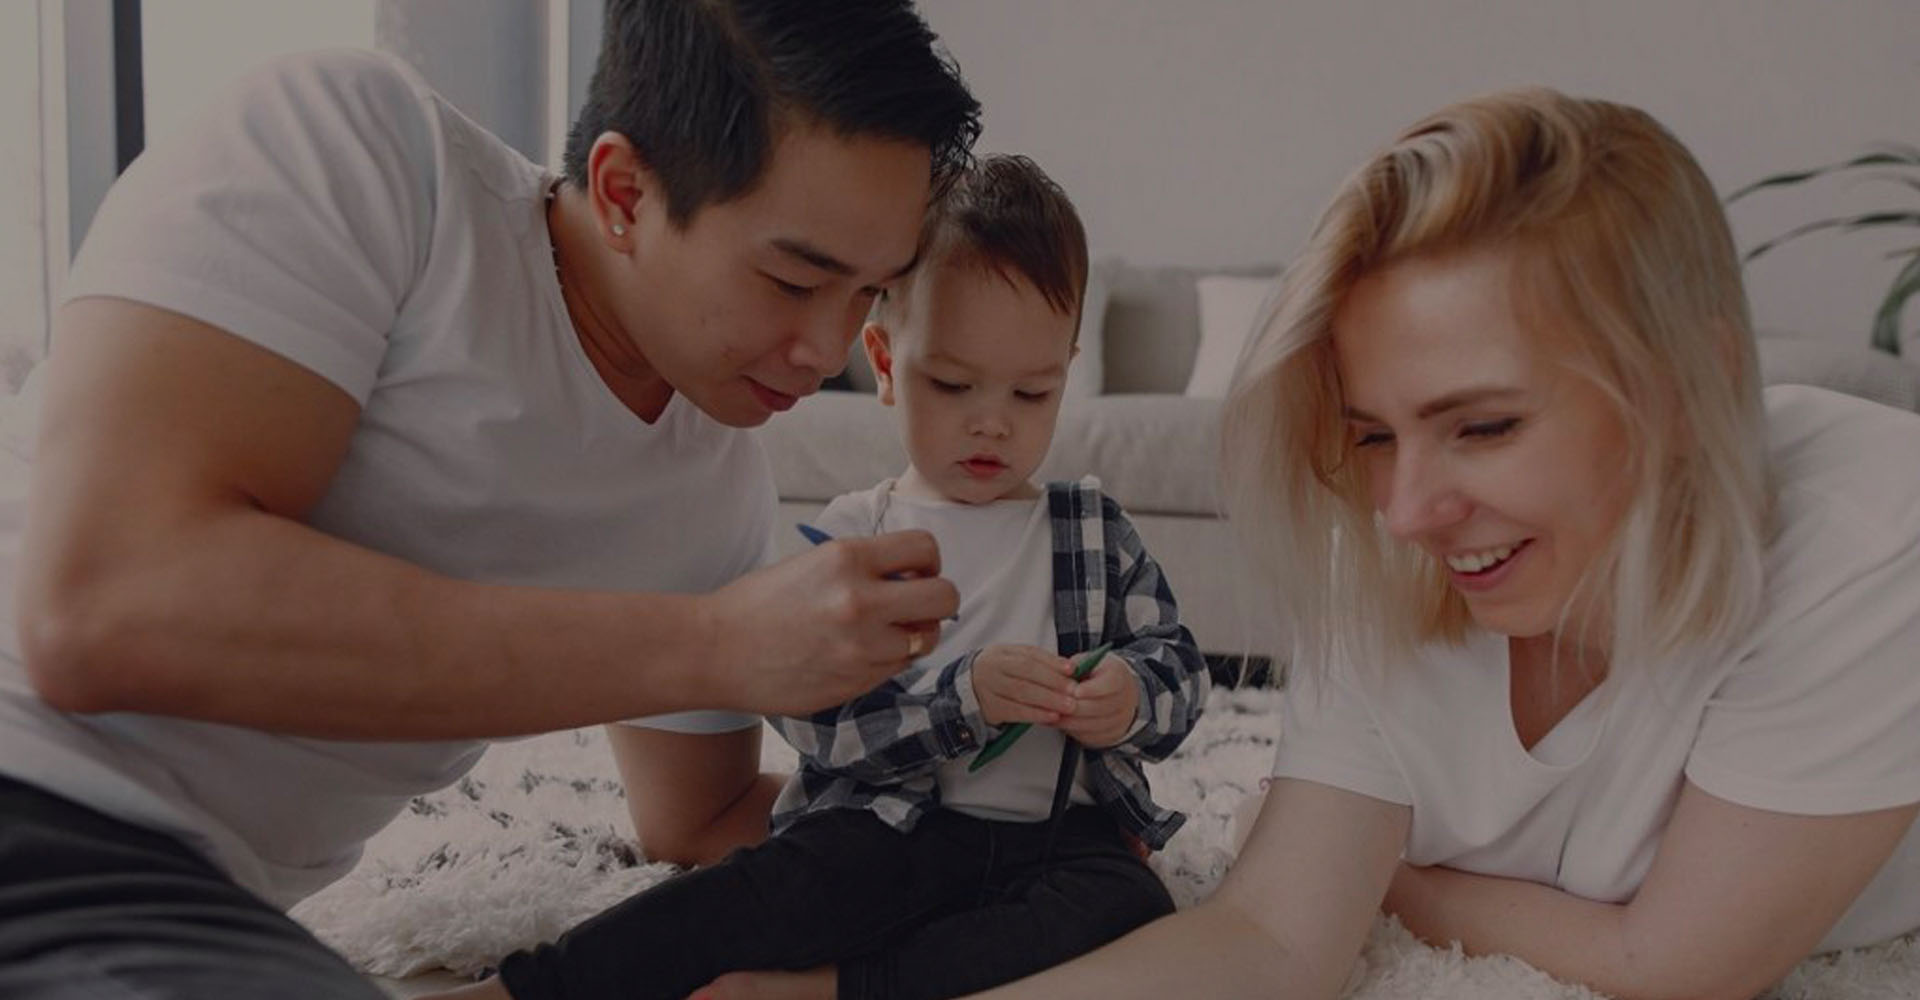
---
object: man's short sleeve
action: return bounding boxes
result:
[64,50,438,403]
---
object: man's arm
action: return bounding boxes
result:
[17,300,957,739]
[606,724,785,866]
[1385,784,1920,1000]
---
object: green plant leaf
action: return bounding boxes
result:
[1726,145,1920,203]
[1870,252,1920,356]
[1743,212,1920,262]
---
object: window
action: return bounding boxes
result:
[0,4,56,392]
[3,0,570,401]
[143,1,376,144]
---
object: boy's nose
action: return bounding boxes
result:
[968,408,1011,439]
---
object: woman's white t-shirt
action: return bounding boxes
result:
[0,50,774,907]
[1272,384,1920,951]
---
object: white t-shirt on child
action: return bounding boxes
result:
[816,483,1095,822]
[1272,384,1920,951]
[0,49,773,907]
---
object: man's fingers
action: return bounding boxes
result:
[872,575,960,627]
[859,529,943,579]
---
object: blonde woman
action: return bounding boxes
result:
[969,89,1920,1000]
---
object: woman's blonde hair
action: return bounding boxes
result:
[1222,88,1771,675]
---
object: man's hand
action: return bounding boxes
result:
[699,530,959,717]
[971,644,1078,728]
[1058,655,1139,748]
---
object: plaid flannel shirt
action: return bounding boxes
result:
[768,477,1210,851]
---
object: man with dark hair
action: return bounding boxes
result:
[423,153,1207,1000]
[0,2,978,997]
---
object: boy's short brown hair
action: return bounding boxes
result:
[875,153,1089,332]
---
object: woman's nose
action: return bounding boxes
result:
[1380,451,1469,541]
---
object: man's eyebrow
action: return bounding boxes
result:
[1343,386,1525,423]
[772,238,854,276]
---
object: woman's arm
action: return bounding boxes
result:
[970,778,1410,1000]
[1386,781,1919,1000]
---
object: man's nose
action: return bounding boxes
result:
[787,306,856,380]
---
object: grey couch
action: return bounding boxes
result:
[757,259,1920,668]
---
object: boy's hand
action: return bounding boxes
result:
[1058,655,1139,749]
[971,644,1077,728]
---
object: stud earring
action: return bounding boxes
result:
[612,223,627,237]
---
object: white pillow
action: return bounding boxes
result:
[1187,274,1273,399]
[1063,264,1109,401]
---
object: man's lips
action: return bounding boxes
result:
[747,379,802,412]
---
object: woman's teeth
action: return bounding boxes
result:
[1446,544,1517,574]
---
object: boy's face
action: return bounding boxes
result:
[612,121,930,427]
[868,263,1079,504]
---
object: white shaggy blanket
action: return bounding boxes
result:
[292,688,1920,998]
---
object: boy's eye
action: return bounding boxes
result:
[1014,390,1052,402]
[1461,417,1521,440]
[929,378,967,393]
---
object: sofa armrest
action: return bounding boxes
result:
[1756,332,1920,412]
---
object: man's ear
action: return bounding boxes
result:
[585,132,650,248]
[863,323,897,406]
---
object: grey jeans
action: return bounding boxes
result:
[0,774,384,1000]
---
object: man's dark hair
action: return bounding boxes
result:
[877,154,1090,329]
[564,0,981,225]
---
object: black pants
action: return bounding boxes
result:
[498,806,1175,1000]
[0,774,383,1000]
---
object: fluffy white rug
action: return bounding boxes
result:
[293,688,1920,998]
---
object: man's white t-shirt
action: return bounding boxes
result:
[815,482,1095,821]
[0,50,773,907]
[1272,384,1920,951]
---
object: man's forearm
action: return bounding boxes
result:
[20,504,718,740]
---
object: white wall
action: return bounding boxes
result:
[920,0,1920,350]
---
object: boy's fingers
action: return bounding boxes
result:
[994,676,1076,714]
